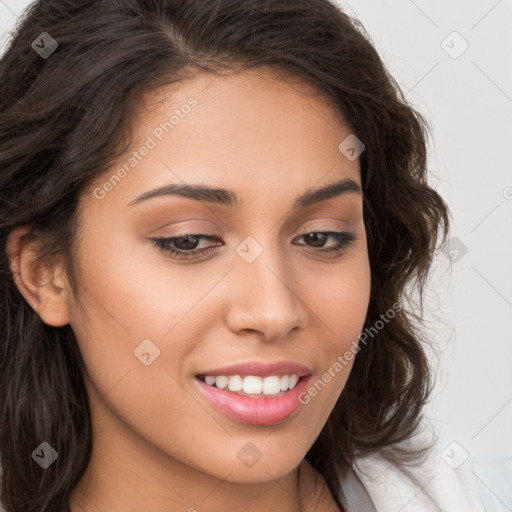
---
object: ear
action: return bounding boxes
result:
[6,226,71,327]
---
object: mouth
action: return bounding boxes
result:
[193,373,312,425]
[195,373,304,397]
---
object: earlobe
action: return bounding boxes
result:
[6,226,71,327]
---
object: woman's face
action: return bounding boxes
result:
[68,68,371,487]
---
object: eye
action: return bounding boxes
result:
[293,230,357,257]
[290,230,357,257]
[150,233,222,260]
[150,230,357,260]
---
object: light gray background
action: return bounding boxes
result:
[1,0,511,460]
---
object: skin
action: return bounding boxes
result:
[8,67,371,511]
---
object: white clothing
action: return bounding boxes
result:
[339,425,511,512]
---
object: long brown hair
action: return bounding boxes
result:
[0,0,450,510]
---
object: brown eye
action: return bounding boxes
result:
[150,230,357,261]
[150,234,222,260]
[294,231,357,255]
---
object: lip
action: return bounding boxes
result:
[195,360,312,378]
[194,374,312,425]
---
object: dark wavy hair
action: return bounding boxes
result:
[0,0,450,510]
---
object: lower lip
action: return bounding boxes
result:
[194,376,311,425]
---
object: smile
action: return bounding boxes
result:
[194,374,312,425]
[196,374,300,397]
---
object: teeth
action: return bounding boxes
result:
[262,376,281,395]
[288,374,299,389]
[228,375,243,391]
[202,374,301,396]
[215,375,228,390]
[242,376,262,394]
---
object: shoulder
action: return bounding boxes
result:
[350,422,511,512]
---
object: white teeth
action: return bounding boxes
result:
[203,374,301,395]
[262,376,281,395]
[288,374,299,389]
[228,375,243,392]
[215,375,228,389]
[243,376,262,394]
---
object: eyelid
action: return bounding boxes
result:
[151,212,354,238]
[301,224,346,234]
[157,225,223,238]
[156,220,350,241]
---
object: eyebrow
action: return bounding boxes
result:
[126,177,361,209]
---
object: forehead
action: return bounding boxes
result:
[139,65,345,124]
[83,67,361,217]
[133,66,350,157]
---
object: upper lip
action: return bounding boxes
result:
[196,360,312,378]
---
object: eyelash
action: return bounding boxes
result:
[150,230,357,260]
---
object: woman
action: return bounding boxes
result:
[0,0,487,510]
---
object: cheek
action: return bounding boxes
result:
[71,224,201,339]
[304,253,371,401]
[319,253,371,346]
[68,230,195,402]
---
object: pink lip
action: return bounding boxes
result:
[196,360,312,378]
[194,375,312,425]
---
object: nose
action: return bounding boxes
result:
[224,239,307,341]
